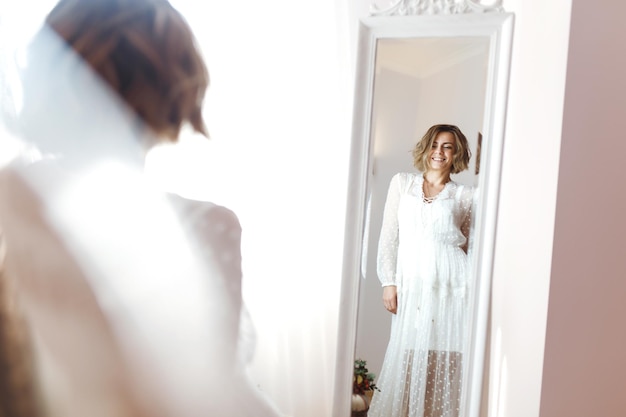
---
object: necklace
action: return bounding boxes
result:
[422,176,450,204]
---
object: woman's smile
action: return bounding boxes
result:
[428,131,456,172]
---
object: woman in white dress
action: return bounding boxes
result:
[368,124,475,417]
[0,1,282,416]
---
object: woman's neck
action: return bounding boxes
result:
[422,170,451,186]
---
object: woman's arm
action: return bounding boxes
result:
[377,173,403,313]
[460,186,476,254]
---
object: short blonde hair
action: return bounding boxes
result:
[412,124,471,174]
[46,0,209,141]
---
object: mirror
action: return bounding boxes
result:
[333,11,514,417]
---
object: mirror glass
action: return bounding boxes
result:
[334,12,514,417]
[357,32,489,406]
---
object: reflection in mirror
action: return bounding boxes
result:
[334,12,514,417]
[360,37,489,417]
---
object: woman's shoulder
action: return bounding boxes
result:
[166,193,230,216]
[166,193,241,237]
[452,181,476,192]
[395,171,420,179]
[391,171,421,186]
[450,182,476,207]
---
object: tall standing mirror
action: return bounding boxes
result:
[334,5,514,417]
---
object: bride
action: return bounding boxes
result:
[368,124,475,417]
[0,1,282,416]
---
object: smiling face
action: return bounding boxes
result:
[427,132,456,174]
[412,124,471,174]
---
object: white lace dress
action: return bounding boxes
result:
[0,164,283,417]
[368,172,475,417]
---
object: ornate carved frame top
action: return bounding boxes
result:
[371,0,504,16]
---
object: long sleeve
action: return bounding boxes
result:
[194,205,256,366]
[464,186,479,260]
[166,197,243,364]
[458,185,476,254]
[376,173,404,287]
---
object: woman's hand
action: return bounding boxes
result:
[382,286,397,314]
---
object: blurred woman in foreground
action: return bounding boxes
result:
[0,0,282,416]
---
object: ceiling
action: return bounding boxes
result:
[375,37,490,79]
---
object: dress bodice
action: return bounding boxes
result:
[399,174,471,248]
[377,172,475,287]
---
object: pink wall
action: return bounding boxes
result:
[539,1,626,416]
[487,1,572,416]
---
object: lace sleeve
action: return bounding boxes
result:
[459,185,476,254]
[376,173,404,287]
[194,205,243,313]
[167,196,245,361]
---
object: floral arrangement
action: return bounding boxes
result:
[353,359,380,395]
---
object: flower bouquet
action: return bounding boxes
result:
[352,359,380,416]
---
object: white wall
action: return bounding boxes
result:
[491,2,626,416]
[538,1,626,416]
[487,1,572,416]
[349,2,578,417]
[418,52,488,186]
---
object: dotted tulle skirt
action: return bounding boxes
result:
[368,245,469,417]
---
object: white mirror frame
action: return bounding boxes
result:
[333,12,514,417]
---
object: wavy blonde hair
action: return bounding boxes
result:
[46,0,209,141]
[412,124,471,174]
